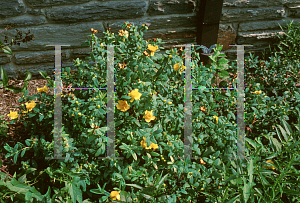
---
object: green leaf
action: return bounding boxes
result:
[218,70,230,79]
[276,124,288,142]
[39,114,44,122]
[21,149,26,158]
[126,184,143,190]
[270,136,282,151]
[38,71,48,80]
[5,85,23,93]
[24,71,32,82]
[95,148,102,157]
[131,151,137,161]
[0,66,9,87]
[149,152,160,156]
[2,46,12,55]
[243,178,250,203]
[13,153,18,164]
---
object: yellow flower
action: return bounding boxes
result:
[76,101,78,104]
[143,82,145,85]
[167,141,172,145]
[169,55,172,58]
[174,63,180,71]
[150,143,158,150]
[37,85,48,93]
[124,30,129,38]
[143,110,156,123]
[110,191,121,201]
[25,101,36,112]
[251,90,262,95]
[213,115,219,124]
[116,100,130,112]
[200,158,206,165]
[200,106,207,112]
[78,113,81,116]
[163,100,166,102]
[7,111,18,119]
[263,160,275,170]
[147,44,158,56]
[128,89,142,102]
[97,105,100,108]
[168,102,172,105]
[140,137,152,149]
[140,137,158,150]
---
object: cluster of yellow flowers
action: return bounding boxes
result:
[7,86,48,119]
[119,29,129,42]
[140,136,158,150]
[116,89,156,123]
[146,44,158,56]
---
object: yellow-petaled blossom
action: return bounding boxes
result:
[72,114,74,116]
[213,115,219,124]
[147,44,158,56]
[168,102,172,105]
[167,141,172,145]
[143,110,156,123]
[200,106,207,112]
[200,158,206,165]
[116,100,130,112]
[25,101,36,112]
[128,89,142,102]
[37,85,48,93]
[100,43,103,46]
[174,63,180,71]
[78,113,81,116]
[163,100,166,102]
[97,105,100,108]
[76,101,78,104]
[7,111,18,119]
[263,160,276,170]
[140,137,158,150]
[143,82,145,85]
[110,191,121,201]
[169,55,172,58]
[251,90,262,95]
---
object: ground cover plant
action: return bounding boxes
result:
[0,20,299,203]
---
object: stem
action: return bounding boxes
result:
[0,167,13,178]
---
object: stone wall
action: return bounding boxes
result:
[0,0,300,80]
[218,0,300,62]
